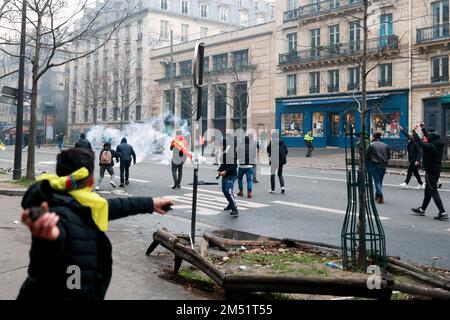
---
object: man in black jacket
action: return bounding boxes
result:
[116,137,137,187]
[18,148,173,300]
[267,133,288,194]
[74,133,93,150]
[399,127,424,189]
[217,138,239,217]
[411,123,448,220]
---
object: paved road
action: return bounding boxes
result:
[1,147,449,269]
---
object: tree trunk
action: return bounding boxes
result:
[357,1,369,270]
[26,17,42,181]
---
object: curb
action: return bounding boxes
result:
[0,188,26,196]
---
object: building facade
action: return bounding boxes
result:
[67,0,274,141]
[275,0,411,148]
[149,21,276,139]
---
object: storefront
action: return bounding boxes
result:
[423,95,450,159]
[276,90,409,148]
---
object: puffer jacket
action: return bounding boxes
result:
[414,129,445,173]
[75,138,92,150]
[18,180,155,300]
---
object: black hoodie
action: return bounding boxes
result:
[413,128,445,173]
[116,138,136,163]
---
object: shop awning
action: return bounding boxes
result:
[282,93,391,107]
[440,94,450,104]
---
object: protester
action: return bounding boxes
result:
[36,133,42,149]
[267,132,288,194]
[22,133,29,150]
[237,135,257,198]
[75,133,92,150]
[217,138,238,217]
[116,137,136,188]
[411,123,448,220]
[170,130,191,189]
[95,142,118,191]
[367,132,390,204]
[304,131,314,157]
[57,133,64,152]
[18,148,174,300]
[399,126,424,189]
[252,134,260,184]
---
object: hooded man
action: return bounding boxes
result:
[367,132,390,204]
[116,138,137,188]
[411,123,448,220]
[399,126,424,189]
[75,133,92,150]
[267,132,288,194]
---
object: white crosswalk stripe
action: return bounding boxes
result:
[168,189,270,216]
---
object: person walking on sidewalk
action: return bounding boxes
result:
[57,133,64,152]
[170,130,191,189]
[304,131,314,157]
[411,123,448,220]
[116,138,136,188]
[399,126,424,190]
[95,142,118,191]
[18,148,173,300]
[252,134,260,184]
[237,135,257,199]
[217,138,239,217]
[367,132,390,204]
[267,133,288,194]
[75,133,92,151]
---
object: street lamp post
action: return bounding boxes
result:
[13,0,27,180]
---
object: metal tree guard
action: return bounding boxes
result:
[341,124,387,271]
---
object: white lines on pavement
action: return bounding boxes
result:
[38,161,56,165]
[272,200,390,220]
[164,214,216,229]
[181,186,223,195]
[128,178,150,183]
[446,228,450,233]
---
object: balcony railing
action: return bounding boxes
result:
[417,23,450,44]
[279,36,399,66]
[347,82,359,91]
[283,0,362,23]
[431,75,449,83]
[328,85,339,93]
[287,88,297,96]
[309,86,320,94]
[378,80,392,87]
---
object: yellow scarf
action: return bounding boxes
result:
[37,167,109,232]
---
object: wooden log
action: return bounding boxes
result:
[174,256,183,274]
[283,238,342,250]
[393,283,450,300]
[203,234,229,252]
[202,237,281,248]
[282,239,341,255]
[388,264,450,291]
[145,240,159,256]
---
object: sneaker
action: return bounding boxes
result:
[110,181,117,188]
[253,179,259,184]
[434,212,449,221]
[438,180,443,189]
[125,180,130,186]
[399,182,408,189]
[95,186,100,192]
[119,184,125,188]
[176,185,181,189]
[411,207,425,216]
[223,205,233,211]
[247,192,253,199]
[230,208,239,217]
[171,185,177,189]
[416,184,425,190]
[268,189,276,194]
[281,187,286,194]
[237,190,244,197]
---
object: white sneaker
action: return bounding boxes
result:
[399,182,408,189]
[438,180,443,189]
[268,189,276,194]
[416,184,425,190]
[95,186,99,192]
[110,181,117,188]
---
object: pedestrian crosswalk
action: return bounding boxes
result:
[166,187,270,216]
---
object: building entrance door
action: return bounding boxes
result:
[327,113,340,147]
[444,108,450,159]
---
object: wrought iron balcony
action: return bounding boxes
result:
[431,75,449,83]
[279,36,399,66]
[309,86,320,94]
[347,82,359,91]
[283,0,363,23]
[328,85,339,93]
[378,80,392,87]
[417,23,450,44]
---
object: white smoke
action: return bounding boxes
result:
[85,114,191,164]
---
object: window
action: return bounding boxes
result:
[161,0,168,10]
[71,111,76,124]
[203,57,209,73]
[180,60,192,77]
[213,53,228,72]
[240,10,249,26]
[181,0,189,14]
[380,14,393,46]
[309,72,320,94]
[113,80,119,100]
[165,63,176,78]
[432,1,450,38]
[124,107,129,122]
[164,90,175,114]
[160,20,169,40]
[220,7,229,22]
[328,25,340,49]
[328,69,339,92]
[312,0,320,12]
[233,82,248,130]
[136,105,141,121]
[431,56,449,82]
[200,3,208,18]
[349,21,361,51]
[136,77,142,99]
[113,108,118,121]
[181,24,189,42]
[124,78,130,101]
[232,50,248,69]
[84,110,89,123]
[287,74,297,96]
[287,0,298,10]
[313,112,324,137]
[137,48,142,69]
[102,108,107,122]
[281,113,303,137]
[310,28,321,57]
[370,113,400,138]
[214,84,227,118]
[379,63,392,87]
[330,0,340,9]
[200,27,208,38]
[287,33,297,54]
[348,66,360,90]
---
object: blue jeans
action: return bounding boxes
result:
[221,176,237,209]
[370,163,386,198]
[237,167,253,193]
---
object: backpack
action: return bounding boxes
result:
[100,150,112,165]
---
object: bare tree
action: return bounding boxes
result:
[0,0,134,179]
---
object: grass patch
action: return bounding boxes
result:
[10,178,35,187]
[228,252,334,267]
[391,292,410,300]
[178,267,214,285]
